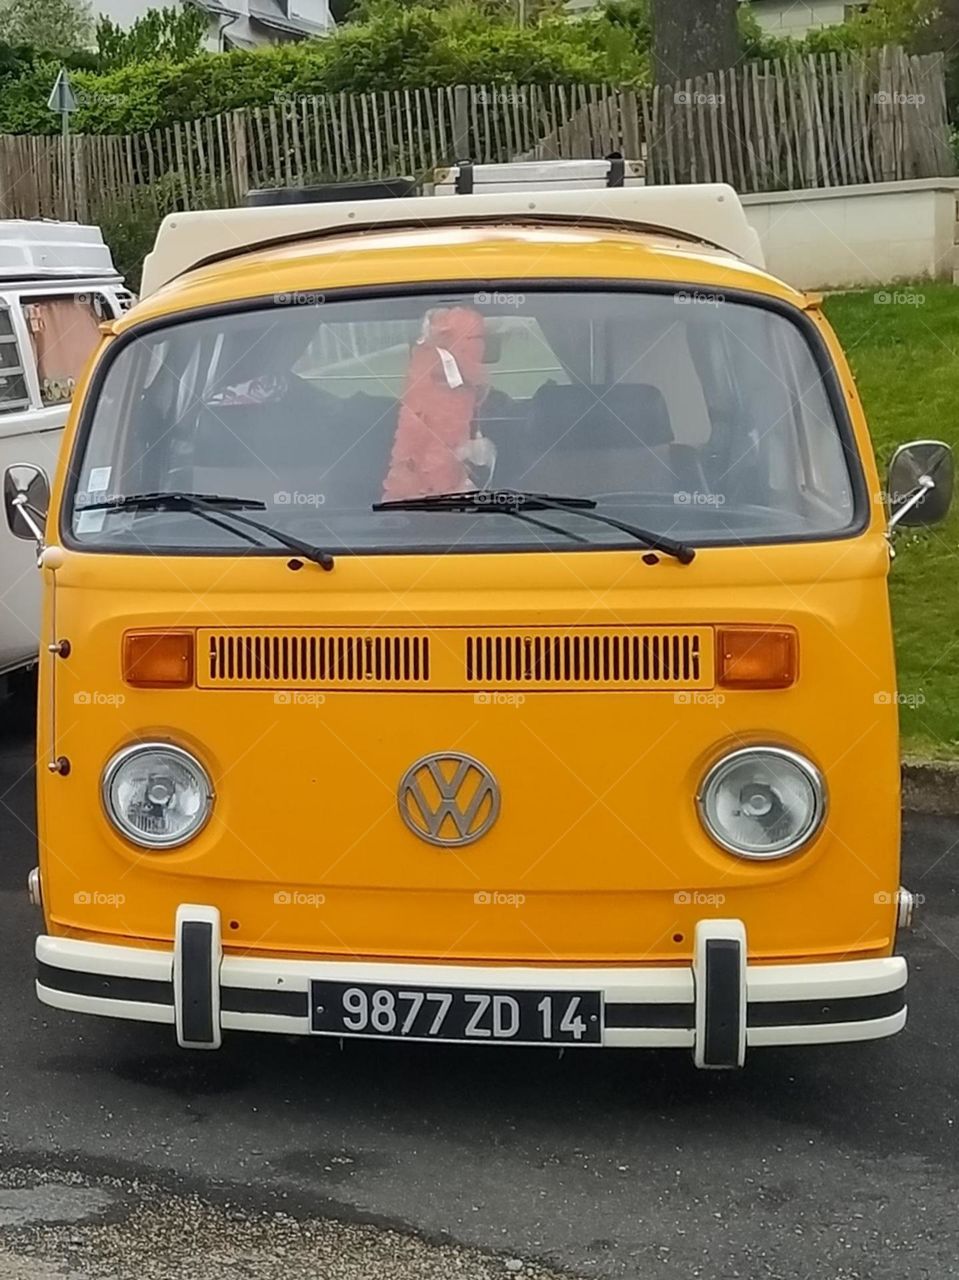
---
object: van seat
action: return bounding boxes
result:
[519,383,706,497]
[186,388,398,508]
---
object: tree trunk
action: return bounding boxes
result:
[651,0,741,85]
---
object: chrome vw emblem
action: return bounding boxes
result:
[398,752,500,848]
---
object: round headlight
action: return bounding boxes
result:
[102,743,213,849]
[697,747,825,859]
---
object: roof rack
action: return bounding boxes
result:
[140,183,764,297]
[433,157,646,195]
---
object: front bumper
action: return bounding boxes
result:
[36,908,907,1068]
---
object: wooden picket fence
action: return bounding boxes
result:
[640,45,953,189]
[0,45,952,224]
[522,46,953,188]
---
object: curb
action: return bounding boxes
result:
[903,759,959,816]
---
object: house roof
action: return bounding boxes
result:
[248,0,330,36]
[185,0,332,39]
[186,0,239,17]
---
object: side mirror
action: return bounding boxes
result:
[887,440,954,530]
[3,464,50,543]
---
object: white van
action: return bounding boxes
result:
[0,221,129,679]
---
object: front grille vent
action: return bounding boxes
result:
[465,629,707,687]
[200,630,430,688]
[197,627,713,690]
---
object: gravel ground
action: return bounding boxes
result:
[0,1168,571,1280]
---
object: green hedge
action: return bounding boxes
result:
[0,7,651,135]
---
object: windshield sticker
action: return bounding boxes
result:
[76,509,106,533]
[86,466,111,492]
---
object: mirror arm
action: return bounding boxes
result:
[888,474,935,533]
[11,492,47,546]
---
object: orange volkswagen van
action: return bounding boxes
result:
[6,179,952,1067]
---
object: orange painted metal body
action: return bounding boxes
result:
[35,225,900,970]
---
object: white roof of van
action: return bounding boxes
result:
[0,219,119,280]
[140,184,764,297]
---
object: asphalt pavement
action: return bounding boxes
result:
[2,680,959,1280]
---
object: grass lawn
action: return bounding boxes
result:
[824,284,959,760]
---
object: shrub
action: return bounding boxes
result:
[0,0,651,135]
[0,0,94,59]
[95,6,207,70]
[97,173,182,290]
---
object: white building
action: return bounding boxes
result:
[94,0,334,50]
[744,0,870,37]
[565,0,871,36]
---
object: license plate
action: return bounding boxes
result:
[311,981,603,1045]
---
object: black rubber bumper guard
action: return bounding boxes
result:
[173,904,222,1050]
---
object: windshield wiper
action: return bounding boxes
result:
[81,491,335,571]
[375,489,597,512]
[558,505,695,564]
[375,488,593,547]
[373,489,695,564]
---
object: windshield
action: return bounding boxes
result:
[67,288,859,554]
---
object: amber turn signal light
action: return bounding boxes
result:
[123,631,194,687]
[717,627,797,689]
